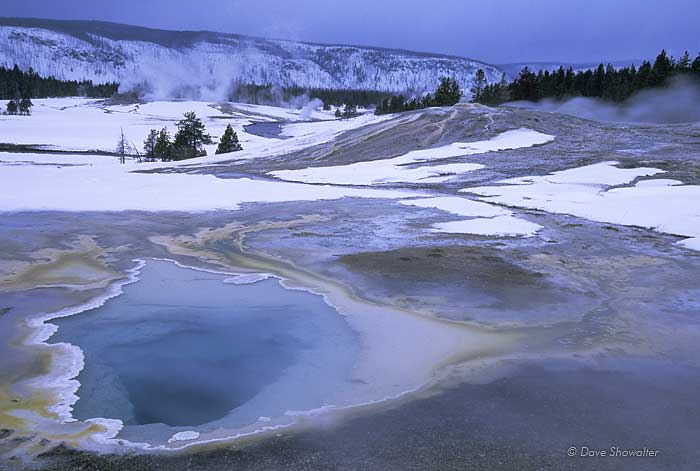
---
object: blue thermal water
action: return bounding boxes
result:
[51,260,358,433]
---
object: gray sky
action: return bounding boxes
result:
[2,0,698,63]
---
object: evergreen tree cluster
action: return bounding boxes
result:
[5,97,33,115]
[0,64,119,100]
[142,128,174,162]
[478,49,700,105]
[142,112,241,162]
[334,103,360,119]
[375,77,462,115]
[229,83,393,109]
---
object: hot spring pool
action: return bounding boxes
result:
[51,259,359,445]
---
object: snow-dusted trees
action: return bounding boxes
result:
[215,124,242,154]
[173,112,212,160]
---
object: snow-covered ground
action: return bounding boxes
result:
[465,161,700,251]
[0,98,350,158]
[0,101,547,239]
[0,151,420,212]
[0,99,421,211]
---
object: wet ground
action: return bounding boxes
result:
[31,358,700,471]
[1,103,700,470]
[243,122,289,140]
[224,104,700,192]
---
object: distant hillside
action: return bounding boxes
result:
[0,17,502,100]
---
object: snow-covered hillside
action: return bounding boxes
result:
[0,18,502,99]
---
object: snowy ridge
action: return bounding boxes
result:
[0,18,502,99]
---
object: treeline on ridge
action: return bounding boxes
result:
[476,49,700,105]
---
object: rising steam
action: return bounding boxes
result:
[506,77,700,124]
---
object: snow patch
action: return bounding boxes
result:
[465,161,700,251]
[223,274,272,285]
[270,128,554,186]
[432,216,542,237]
[0,165,419,212]
[168,431,201,443]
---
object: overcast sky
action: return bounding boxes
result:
[2,0,698,63]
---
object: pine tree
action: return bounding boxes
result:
[173,112,212,160]
[334,108,342,118]
[470,69,487,102]
[498,72,511,102]
[692,53,700,75]
[389,95,404,112]
[434,77,462,106]
[143,129,159,161]
[591,64,605,97]
[6,99,18,115]
[154,127,173,161]
[511,67,539,101]
[635,60,652,89]
[677,51,691,72]
[381,97,391,113]
[19,97,32,115]
[649,49,673,86]
[216,124,243,154]
[564,67,575,95]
